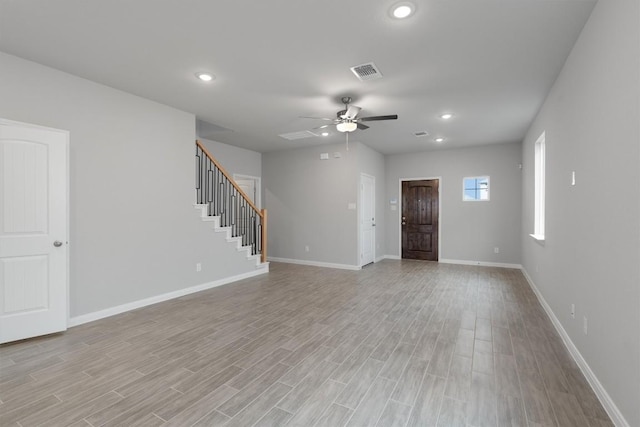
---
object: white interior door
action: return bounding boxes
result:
[0,119,68,344]
[360,173,375,266]
[234,174,260,207]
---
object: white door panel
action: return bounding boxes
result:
[0,119,68,344]
[360,174,375,266]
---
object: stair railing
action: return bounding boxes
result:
[195,140,267,263]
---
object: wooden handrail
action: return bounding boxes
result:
[196,140,263,218]
[196,140,267,263]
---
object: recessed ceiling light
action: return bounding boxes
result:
[434,137,445,143]
[321,132,329,137]
[390,2,415,19]
[196,72,214,82]
[440,113,454,120]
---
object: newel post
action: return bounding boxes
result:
[260,209,268,263]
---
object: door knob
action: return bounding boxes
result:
[401,222,406,225]
[53,241,63,247]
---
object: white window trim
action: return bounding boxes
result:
[462,176,490,201]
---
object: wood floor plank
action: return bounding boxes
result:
[497,394,527,427]
[315,403,353,427]
[467,371,498,427]
[277,360,339,414]
[330,344,375,384]
[437,397,467,427]
[376,399,412,427]
[224,382,292,427]
[406,374,446,427]
[217,363,291,418]
[285,379,344,427]
[254,406,293,427]
[444,354,472,401]
[345,377,396,427]
[390,355,429,405]
[0,261,613,427]
[160,384,236,426]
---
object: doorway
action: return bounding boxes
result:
[233,174,261,207]
[360,173,375,267]
[401,179,440,261]
[0,119,69,343]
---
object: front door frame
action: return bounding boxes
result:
[398,177,442,261]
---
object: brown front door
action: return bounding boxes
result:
[402,179,439,261]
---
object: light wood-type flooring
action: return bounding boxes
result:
[0,261,613,427]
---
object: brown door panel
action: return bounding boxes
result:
[402,180,439,261]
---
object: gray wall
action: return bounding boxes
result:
[200,138,261,180]
[521,0,640,424]
[385,143,522,264]
[0,53,261,318]
[263,142,359,266]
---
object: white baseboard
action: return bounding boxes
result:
[521,268,629,427]
[68,268,268,327]
[382,255,401,260]
[267,257,361,271]
[374,255,386,263]
[439,258,522,269]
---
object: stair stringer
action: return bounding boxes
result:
[194,203,269,270]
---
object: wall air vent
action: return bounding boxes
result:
[278,130,319,140]
[350,62,383,81]
[414,131,430,137]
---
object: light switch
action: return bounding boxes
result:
[320,153,329,160]
[348,203,356,210]
[571,171,576,186]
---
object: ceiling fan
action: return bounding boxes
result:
[301,96,398,134]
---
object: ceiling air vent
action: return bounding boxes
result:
[414,131,430,137]
[278,130,318,140]
[350,62,383,81]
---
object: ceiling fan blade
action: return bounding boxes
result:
[344,105,361,119]
[359,114,398,122]
[299,116,334,121]
[312,123,334,130]
[357,122,370,130]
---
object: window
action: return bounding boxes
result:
[463,176,490,201]
[533,132,546,240]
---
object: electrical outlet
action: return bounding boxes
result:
[494,247,499,254]
[583,316,588,335]
[570,304,575,319]
[196,262,202,272]
[305,245,310,252]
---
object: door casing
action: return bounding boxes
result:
[398,177,442,260]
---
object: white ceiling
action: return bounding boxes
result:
[0,0,596,154]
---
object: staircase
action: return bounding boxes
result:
[195,141,268,270]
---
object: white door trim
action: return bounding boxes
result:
[398,177,442,261]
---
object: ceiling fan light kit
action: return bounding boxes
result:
[336,121,357,133]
